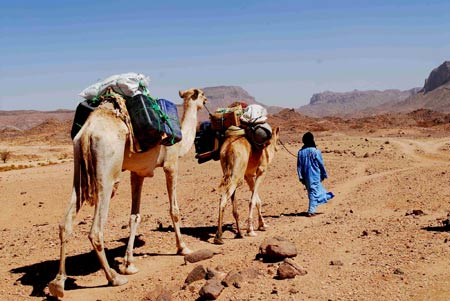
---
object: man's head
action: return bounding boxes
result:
[302,132,316,148]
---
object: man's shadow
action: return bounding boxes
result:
[264,211,323,218]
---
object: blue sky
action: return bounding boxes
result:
[1,0,449,110]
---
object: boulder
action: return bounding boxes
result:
[199,279,224,300]
[259,237,298,262]
[277,258,307,280]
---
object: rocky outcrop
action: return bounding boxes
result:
[423,61,450,93]
[298,88,419,117]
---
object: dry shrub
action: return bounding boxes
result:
[0,150,11,163]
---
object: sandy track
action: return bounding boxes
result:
[1,132,449,300]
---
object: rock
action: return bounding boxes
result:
[184,265,207,285]
[142,285,173,301]
[393,268,405,275]
[330,260,344,266]
[206,267,226,281]
[259,237,298,262]
[199,279,224,300]
[405,209,425,216]
[423,61,450,92]
[363,153,370,158]
[184,249,216,264]
[277,258,307,279]
[240,267,263,279]
[221,271,243,288]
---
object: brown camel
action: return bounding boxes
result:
[48,88,207,298]
[214,126,280,245]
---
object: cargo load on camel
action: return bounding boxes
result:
[194,103,273,164]
[71,72,182,152]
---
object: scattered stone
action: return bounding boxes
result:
[206,267,226,281]
[393,268,405,275]
[330,260,344,266]
[221,271,243,288]
[259,237,298,262]
[240,267,263,279]
[184,249,217,264]
[199,279,224,300]
[372,229,382,235]
[363,153,370,158]
[142,285,173,301]
[277,258,308,279]
[405,210,425,216]
[361,230,369,236]
[184,265,207,286]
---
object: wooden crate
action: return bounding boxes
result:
[210,110,241,131]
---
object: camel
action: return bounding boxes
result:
[48,88,207,298]
[214,126,280,245]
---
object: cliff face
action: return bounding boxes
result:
[297,89,418,117]
[423,61,450,93]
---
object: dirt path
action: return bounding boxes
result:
[1,133,449,301]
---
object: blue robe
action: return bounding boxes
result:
[297,147,334,214]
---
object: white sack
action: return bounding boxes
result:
[240,104,268,124]
[79,72,150,99]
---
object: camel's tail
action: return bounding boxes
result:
[76,132,98,207]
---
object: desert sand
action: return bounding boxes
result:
[0,127,449,300]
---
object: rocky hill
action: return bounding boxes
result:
[297,88,419,117]
[371,61,450,114]
[422,61,450,93]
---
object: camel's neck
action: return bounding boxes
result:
[178,104,198,157]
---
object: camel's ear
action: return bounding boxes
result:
[192,89,199,100]
[274,127,280,135]
[178,90,184,99]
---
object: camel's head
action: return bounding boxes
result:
[178,88,208,111]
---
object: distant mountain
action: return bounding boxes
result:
[197,86,284,120]
[422,61,450,93]
[373,61,450,114]
[297,88,419,117]
[0,109,74,130]
[202,86,258,109]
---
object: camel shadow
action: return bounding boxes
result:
[422,225,450,232]
[154,223,234,242]
[9,236,147,298]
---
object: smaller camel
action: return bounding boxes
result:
[214,127,280,244]
[49,88,207,298]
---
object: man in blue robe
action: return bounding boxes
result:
[297,132,334,216]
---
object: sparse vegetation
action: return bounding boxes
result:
[1,150,11,163]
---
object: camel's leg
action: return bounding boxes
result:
[245,171,267,236]
[49,141,84,298]
[119,172,143,275]
[88,183,128,287]
[48,187,79,298]
[252,171,268,233]
[214,181,238,244]
[164,164,192,255]
[231,191,243,239]
[244,175,257,237]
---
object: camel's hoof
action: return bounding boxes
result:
[118,263,139,275]
[247,231,257,237]
[177,246,193,256]
[258,225,268,231]
[108,271,128,287]
[48,276,66,298]
[213,237,224,245]
[234,233,244,239]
